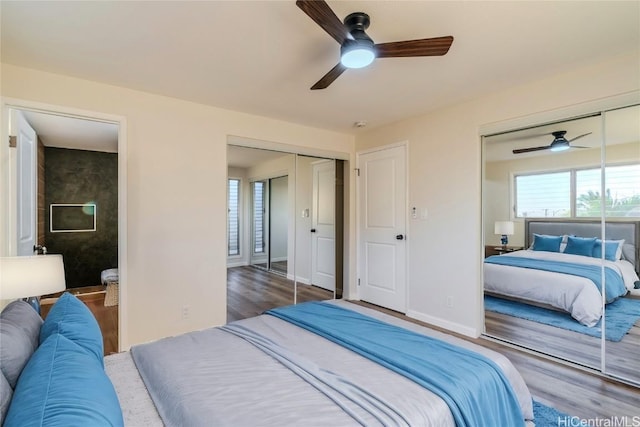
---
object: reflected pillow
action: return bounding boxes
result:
[593,239,624,261]
[564,236,597,257]
[531,234,563,252]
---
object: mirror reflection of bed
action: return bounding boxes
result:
[482,104,640,385]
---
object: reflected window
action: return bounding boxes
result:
[253,181,265,253]
[515,172,570,217]
[515,163,640,218]
[227,178,240,256]
[603,164,640,217]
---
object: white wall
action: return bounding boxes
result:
[355,52,640,336]
[1,64,355,348]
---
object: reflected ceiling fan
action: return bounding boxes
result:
[296,0,454,90]
[512,131,592,154]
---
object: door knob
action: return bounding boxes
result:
[311,229,317,233]
[396,234,404,240]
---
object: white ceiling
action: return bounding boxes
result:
[2,1,639,135]
[227,145,291,169]
[21,111,118,152]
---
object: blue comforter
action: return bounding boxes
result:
[267,302,524,427]
[485,255,627,303]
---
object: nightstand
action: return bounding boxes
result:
[484,245,524,257]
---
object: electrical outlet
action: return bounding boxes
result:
[181,305,190,320]
[446,296,453,308]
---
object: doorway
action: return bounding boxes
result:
[357,143,408,313]
[2,103,125,353]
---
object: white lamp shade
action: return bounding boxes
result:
[0,255,66,299]
[494,221,514,235]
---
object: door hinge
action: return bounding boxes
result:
[357,278,361,286]
[355,168,360,177]
[8,136,16,148]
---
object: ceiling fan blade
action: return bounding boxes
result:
[512,145,551,154]
[571,145,590,149]
[296,0,351,45]
[568,132,592,143]
[375,36,454,58]
[311,63,347,90]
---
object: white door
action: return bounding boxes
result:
[14,111,38,256]
[311,160,335,291]
[357,145,407,312]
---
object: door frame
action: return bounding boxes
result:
[1,97,128,351]
[355,141,409,311]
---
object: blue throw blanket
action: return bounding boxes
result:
[267,302,524,427]
[485,255,627,303]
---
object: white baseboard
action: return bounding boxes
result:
[406,309,480,338]
[288,274,310,285]
[227,260,248,268]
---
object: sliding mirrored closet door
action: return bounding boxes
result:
[483,104,640,385]
[294,156,338,304]
[483,115,605,370]
[227,144,342,314]
[603,104,640,384]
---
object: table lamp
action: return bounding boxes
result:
[494,221,514,247]
[0,255,66,312]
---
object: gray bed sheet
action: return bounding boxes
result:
[105,301,533,427]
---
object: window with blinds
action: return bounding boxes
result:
[515,171,570,218]
[515,163,640,218]
[253,181,265,254]
[227,178,240,256]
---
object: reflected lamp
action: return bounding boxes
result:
[494,221,514,246]
[0,255,66,312]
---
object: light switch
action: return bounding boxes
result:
[420,208,428,220]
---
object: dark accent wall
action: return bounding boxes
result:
[44,147,118,288]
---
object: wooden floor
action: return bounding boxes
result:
[227,266,333,323]
[227,266,640,420]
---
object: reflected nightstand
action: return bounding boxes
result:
[484,245,524,257]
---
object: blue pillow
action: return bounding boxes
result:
[564,236,597,257]
[40,292,104,365]
[531,234,563,252]
[593,239,624,261]
[4,334,123,427]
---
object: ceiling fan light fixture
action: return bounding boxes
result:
[550,140,570,152]
[340,40,375,69]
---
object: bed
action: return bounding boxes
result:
[1,294,535,427]
[484,219,640,327]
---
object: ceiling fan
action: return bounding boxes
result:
[512,131,592,154]
[296,0,454,90]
